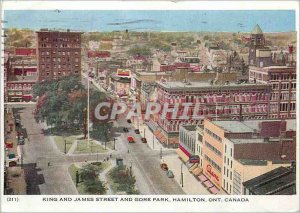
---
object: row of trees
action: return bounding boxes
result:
[108,165,139,195]
[80,164,107,194]
[33,76,112,141]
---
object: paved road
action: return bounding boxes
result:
[114,118,185,195]
[8,105,78,195]
[81,74,185,194]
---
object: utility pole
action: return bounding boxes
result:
[113,138,116,150]
[152,133,154,149]
[180,162,184,187]
[129,162,132,177]
[160,147,162,159]
[64,139,67,154]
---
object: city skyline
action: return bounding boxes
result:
[4,10,296,32]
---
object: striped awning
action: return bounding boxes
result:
[176,148,189,162]
[189,163,198,172]
[203,180,214,188]
[198,174,208,182]
[192,167,203,176]
[169,138,179,144]
[209,186,219,195]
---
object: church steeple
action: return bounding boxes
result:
[252,24,263,35]
[250,24,265,46]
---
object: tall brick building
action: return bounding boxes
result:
[248,25,272,68]
[36,29,82,82]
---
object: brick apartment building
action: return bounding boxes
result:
[151,79,271,148]
[36,29,82,82]
[249,65,296,119]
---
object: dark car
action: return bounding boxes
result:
[123,127,129,132]
[134,129,140,134]
[18,138,25,145]
[127,119,132,123]
[141,138,147,143]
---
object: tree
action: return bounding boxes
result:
[128,46,151,56]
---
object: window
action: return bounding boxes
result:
[230,148,232,157]
[230,171,232,180]
[225,144,227,153]
[231,161,232,168]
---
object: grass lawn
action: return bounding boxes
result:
[68,162,111,195]
[68,164,86,194]
[75,140,107,154]
[54,135,79,153]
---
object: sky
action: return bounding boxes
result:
[3,10,296,32]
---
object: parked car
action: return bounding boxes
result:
[160,163,168,171]
[141,138,147,143]
[127,136,135,143]
[166,170,174,178]
[123,127,129,133]
[134,129,140,134]
[18,138,25,145]
[127,119,132,123]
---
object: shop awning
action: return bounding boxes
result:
[160,135,167,144]
[209,186,219,195]
[192,167,203,176]
[198,174,208,182]
[176,148,189,162]
[169,138,179,144]
[153,130,161,137]
[189,163,198,172]
[203,180,214,188]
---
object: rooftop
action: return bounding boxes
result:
[212,119,296,134]
[156,81,268,89]
[243,166,296,195]
[181,125,197,131]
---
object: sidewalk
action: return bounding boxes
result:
[164,154,211,195]
[132,118,167,151]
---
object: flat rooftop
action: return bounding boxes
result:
[181,125,197,131]
[243,166,296,195]
[230,137,294,145]
[212,119,296,133]
[156,81,268,89]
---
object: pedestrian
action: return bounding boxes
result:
[107,157,109,161]
[127,149,130,153]
[103,158,106,162]
[48,162,50,167]
[110,154,112,158]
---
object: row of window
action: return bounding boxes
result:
[205,128,222,142]
[272,83,296,90]
[40,70,79,76]
[270,73,296,80]
[224,156,233,168]
[223,166,232,180]
[224,144,233,157]
[223,179,232,194]
[40,57,79,63]
[204,155,221,172]
[40,51,79,56]
[205,141,221,156]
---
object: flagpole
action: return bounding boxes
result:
[87,76,90,152]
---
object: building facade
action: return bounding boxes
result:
[199,119,296,194]
[154,80,271,148]
[36,29,82,82]
[248,25,272,68]
[249,65,296,118]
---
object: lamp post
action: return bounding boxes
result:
[129,161,132,177]
[180,162,184,187]
[152,133,154,149]
[160,147,162,159]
